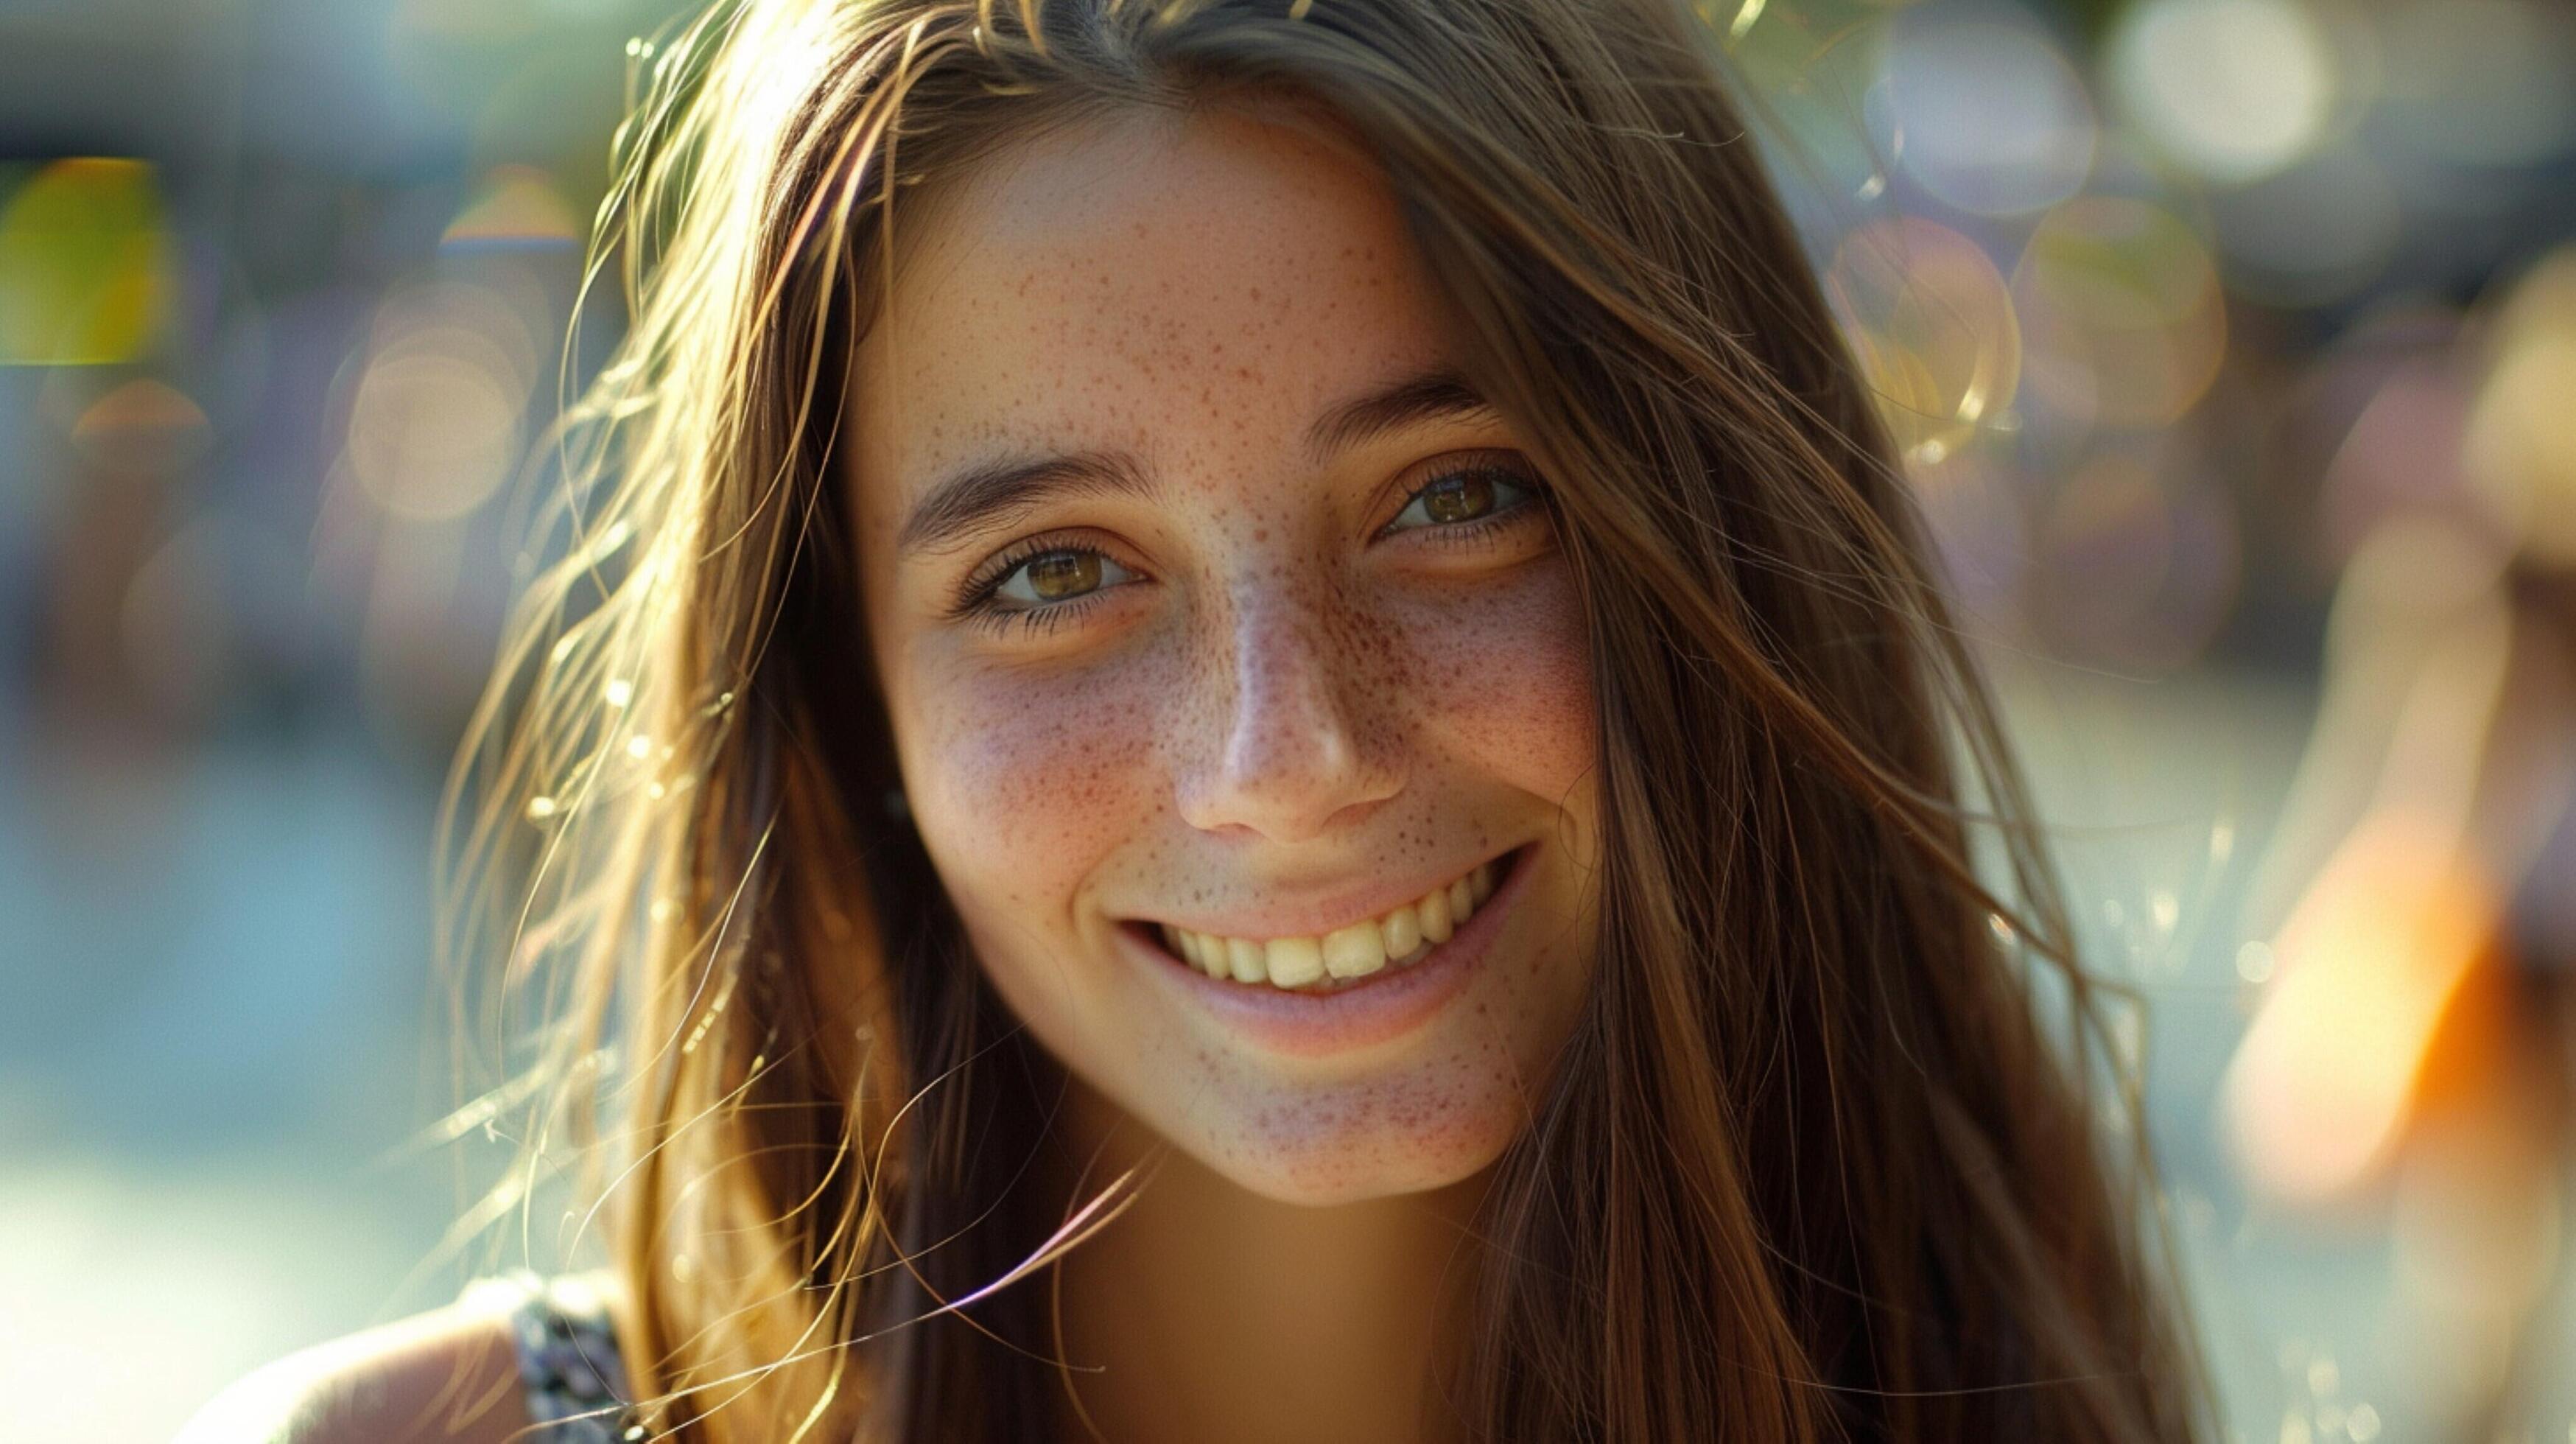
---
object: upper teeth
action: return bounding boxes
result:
[1159,858,1501,992]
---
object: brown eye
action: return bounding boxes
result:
[1422,472,1494,523]
[1026,550,1098,599]
[1386,464,1538,534]
[989,547,1133,610]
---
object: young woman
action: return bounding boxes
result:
[189,0,2210,1439]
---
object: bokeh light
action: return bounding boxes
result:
[344,278,538,522]
[0,158,173,365]
[71,379,212,474]
[1880,10,2095,216]
[442,164,584,250]
[2029,447,2240,672]
[1903,449,2028,625]
[2012,196,2228,432]
[2106,0,2339,184]
[1826,214,2021,465]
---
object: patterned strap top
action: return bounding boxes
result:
[458,1269,640,1442]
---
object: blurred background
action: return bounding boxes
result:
[3,0,2572,1438]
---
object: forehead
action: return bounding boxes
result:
[846,104,1467,519]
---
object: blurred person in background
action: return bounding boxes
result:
[179,0,2208,1440]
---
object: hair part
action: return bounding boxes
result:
[440,1,2214,1440]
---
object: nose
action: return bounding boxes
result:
[1173,592,1400,843]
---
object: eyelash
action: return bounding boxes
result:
[947,458,1552,638]
[944,536,1123,637]
[1374,458,1548,548]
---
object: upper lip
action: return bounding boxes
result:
[1123,844,1519,942]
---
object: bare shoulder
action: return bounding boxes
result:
[172,1295,528,1444]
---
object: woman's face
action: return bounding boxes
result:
[846,105,1601,1205]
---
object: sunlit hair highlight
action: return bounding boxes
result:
[438,1,2214,1440]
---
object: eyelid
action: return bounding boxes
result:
[946,449,1544,624]
[947,529,1145,620]
[1372,449,1547,539]
[991,548,1139,607]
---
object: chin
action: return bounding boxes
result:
[1162,1068,1530,1208]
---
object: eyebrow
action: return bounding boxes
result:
[895,365,1498,555]
[1301,367,1495,464]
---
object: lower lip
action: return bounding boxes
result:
[1117,845,1534,1060]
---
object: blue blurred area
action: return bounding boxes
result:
[2,0,2573,1440]
[0,1,688,1436]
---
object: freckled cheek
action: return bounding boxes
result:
[901,662,1166,900]
[1397,564,1596,802]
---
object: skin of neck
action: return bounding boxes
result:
[1036,1072,1495,1444]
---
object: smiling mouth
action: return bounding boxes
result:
[1140,847,1522,995]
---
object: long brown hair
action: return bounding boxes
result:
[441,0,2212,1438]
